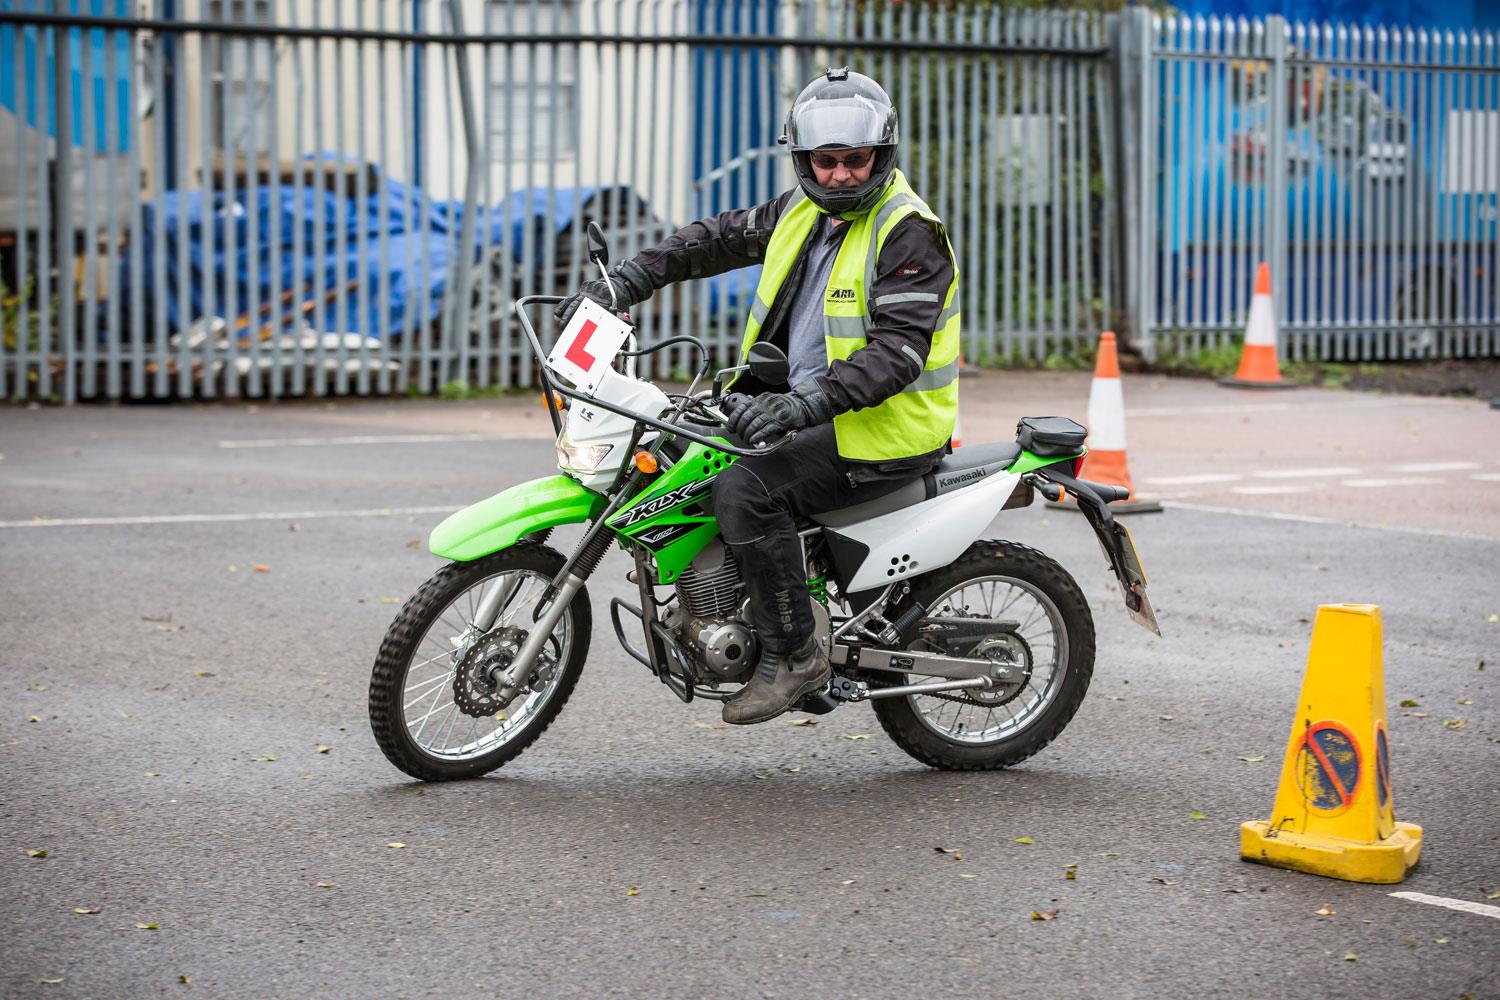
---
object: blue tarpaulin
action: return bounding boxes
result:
[129,162,657,340]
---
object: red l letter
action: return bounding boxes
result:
[565,319,599,371]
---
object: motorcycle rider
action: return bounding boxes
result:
[556,68,960,725]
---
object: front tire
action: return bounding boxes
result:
[369,544,590,781]
[871,540,1095,771]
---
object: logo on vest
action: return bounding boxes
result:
[827,288,856,301]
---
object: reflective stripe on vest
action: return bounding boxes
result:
[738,170,961,462]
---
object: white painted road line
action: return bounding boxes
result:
[218,434,521,448]
[1389,891,1500,921]
[1390,461,1481,473]
[1231,485,1313,495]
[0,506,457,529]
[1473,473,1500,482]
[1162,501,1498,542]
[1142,473,1244,485]
[1252,467,1363,479]
[1342,477,1445,488]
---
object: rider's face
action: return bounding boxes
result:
[811,146,876,189]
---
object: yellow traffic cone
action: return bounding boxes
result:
[1240,604,1423,883]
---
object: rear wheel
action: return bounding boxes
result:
[871,540,1094,771]
[368,544,590,781]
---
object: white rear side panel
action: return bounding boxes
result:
[833,471,1023,592]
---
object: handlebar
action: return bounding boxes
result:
[512,295,790,458]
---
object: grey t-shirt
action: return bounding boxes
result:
[785,217,850,388]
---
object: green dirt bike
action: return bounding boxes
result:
[369,223,1159,781]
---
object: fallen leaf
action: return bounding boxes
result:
[1012,836,1036,845]
[387,842,406,849]
[1065,870,1077,880]
[934,847,961,855]
[1220,887,1248,894]
[840,879,856,885]
[1189,811,1209,821]
[958,873,978,879]
[228,564,240,573]
[290,522,301,532]
[315,882,335,889]
[72,906,101,915]
[116,709,130,720]
[1314,906,1335,916]
[179,976,192,984]
[1030,910,1058,921]
[252,564,270,573]
[754,771,774,780]
[781,766,801,773]
[316,745,331,754]
[1149,877,1176,885]
[1159,714,1175,721]
[1102,852,1121,857]
[38,977,64,985]
[134,922,159,930]
[144,771,162,778]
[251,754,278,762]
[379,596,403,605]
[841,733,873,741]
[1457,699,1472,706]
[1442,718,1467,730]
[1399,699,1420,707]
[1343,952,1358,961]
[1485,888,1500,900]
[27,715,41,723]
[626,887,639,896]
[691,722,715,729]
[26,848,47,858]
[156,624,181,633]
[493,712,507,721]
[1239,755,1267,762]
[1434,936,1450,944]
[1487,614,1498,623]
[193,670,215,678]
[788,718,817,726]
[24,683,47,692]
[1408,711,1431,718]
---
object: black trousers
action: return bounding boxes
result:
[711,423,914,654]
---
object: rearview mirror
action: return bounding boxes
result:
[586,221,609,266]
[746,342,790,386]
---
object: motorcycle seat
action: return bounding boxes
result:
[810,441,1023,528]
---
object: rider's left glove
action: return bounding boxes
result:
[554,259,654,327]
[723,381,836,446]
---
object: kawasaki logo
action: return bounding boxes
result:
[828,288,856,300]
[936,467,987,490]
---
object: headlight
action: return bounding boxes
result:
[555,433,614,473]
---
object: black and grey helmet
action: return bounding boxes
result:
[781,67,898,217]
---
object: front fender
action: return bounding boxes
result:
[428,475,607,562]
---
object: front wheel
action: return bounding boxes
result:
[871,540,1095,771]
[369,544,590,781]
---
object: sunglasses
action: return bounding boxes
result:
[809,150,875,170]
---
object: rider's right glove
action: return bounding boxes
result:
[553,259,654,327]
[722,382,835,446]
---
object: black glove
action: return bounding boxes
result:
[554,259,654,327]
[722,381,836,446]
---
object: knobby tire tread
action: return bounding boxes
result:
[368,544,590,782]
[871,539,1095,771]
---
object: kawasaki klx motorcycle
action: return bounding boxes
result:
[369,223,1159,781]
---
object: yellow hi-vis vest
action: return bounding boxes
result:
[738,170,961,462]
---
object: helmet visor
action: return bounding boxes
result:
[786,95,896,151]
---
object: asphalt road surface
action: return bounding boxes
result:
[3,374,1497,999]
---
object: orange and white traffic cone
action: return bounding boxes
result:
[1221,262,1296,389]
[1081,331,1134,495]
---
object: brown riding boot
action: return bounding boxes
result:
[722,637,831,726]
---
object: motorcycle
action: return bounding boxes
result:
[369,223,1159,781]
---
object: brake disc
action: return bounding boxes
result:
[452,626,528,719]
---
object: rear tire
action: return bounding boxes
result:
[368,544,590,781]
[871,540,1094,771]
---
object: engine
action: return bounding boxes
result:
[665,540,758,683]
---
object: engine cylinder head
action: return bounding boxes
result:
[675,541,743,618]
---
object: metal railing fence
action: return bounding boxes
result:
[0,0,1112,401]
[2,3,1494,403]
[1143,13,1499,362]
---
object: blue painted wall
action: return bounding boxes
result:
[1167,0,1499,31]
